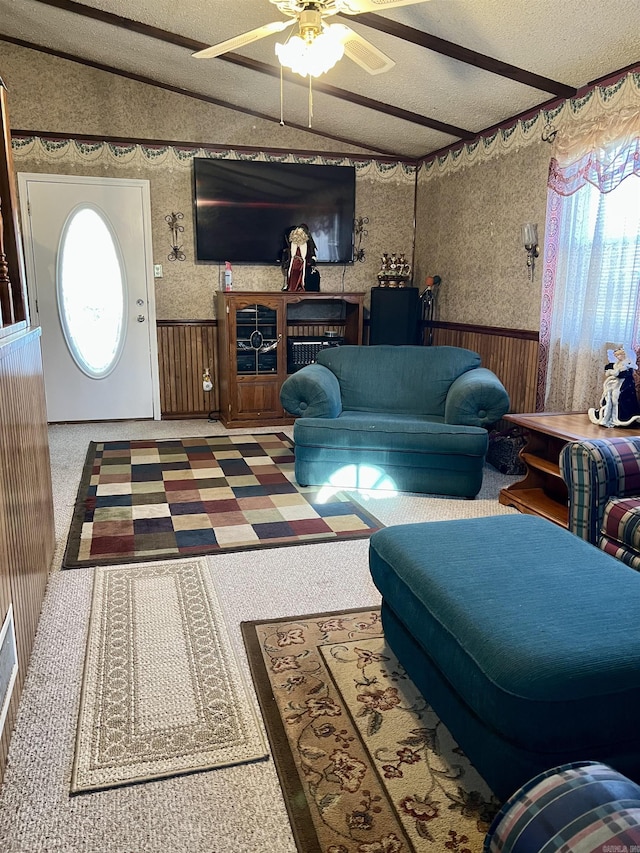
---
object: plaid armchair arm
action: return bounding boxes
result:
[560,437,640,544]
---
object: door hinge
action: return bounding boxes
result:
[27,201,31,216]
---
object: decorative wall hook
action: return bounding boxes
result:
[354,216,369,263]
[541,122,559,143]
[166,212,186,261]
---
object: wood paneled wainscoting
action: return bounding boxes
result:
[425,321,540,417]
[157,321,219,418]
[157,319,540,421]
[0,327,55,784]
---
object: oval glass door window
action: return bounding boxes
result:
[57,205,126,378]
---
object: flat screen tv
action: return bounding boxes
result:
[193,158,356,265]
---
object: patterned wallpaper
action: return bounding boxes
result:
[414,141,550,331]
[3,42,416,321]
[11,138,416,320]
[4,40,639,332]
[414,72,640,332]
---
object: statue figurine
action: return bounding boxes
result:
[279,224,319,292]
[588,345,640,428]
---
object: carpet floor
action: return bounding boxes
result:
[72,559,267,793]
[0,419,519,853]
[242,607,499,853]
[63,432,383,568]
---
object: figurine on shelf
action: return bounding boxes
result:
[377,251,411,286]
[279,224,319,292]
[588,345,640,428]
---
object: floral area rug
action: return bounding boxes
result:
[241,608,499,853]
[63,433,383,568]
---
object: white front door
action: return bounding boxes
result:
[19,173,160,422]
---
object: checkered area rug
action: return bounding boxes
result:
[62,433,383,568]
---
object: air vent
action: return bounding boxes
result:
[0,605,18,738]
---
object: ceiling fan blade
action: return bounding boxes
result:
[332,24,395,74]
[193,20,294,59]
[339,0,431,13]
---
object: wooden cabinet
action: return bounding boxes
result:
[217,291,364,428]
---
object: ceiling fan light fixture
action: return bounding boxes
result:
[275,24,345,77]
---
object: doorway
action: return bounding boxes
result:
[18,173,160,422]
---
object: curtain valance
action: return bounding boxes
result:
[548,106,640,195]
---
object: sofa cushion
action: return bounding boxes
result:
[294,411,488,456]
[315,345,481,417]
[601,496,640,552]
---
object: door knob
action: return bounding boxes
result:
[137,314,146,323]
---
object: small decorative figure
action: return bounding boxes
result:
[279,224,319,292]
[377,251,411,286]
[588,345,640,428]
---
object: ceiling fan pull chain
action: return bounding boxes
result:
[280,64,285,126]
[308,75,313,128]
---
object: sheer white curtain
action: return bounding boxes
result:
[541,117,640,413]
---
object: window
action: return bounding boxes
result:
[57,206,126,378]
[541,140,640,413]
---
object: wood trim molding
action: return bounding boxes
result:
[156,319,217,326]
[1,35,396,156]
[425,320,539,341]
[12,0,474,140]
[350,13,576,99]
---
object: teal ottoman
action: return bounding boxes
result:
[369,514,640,800]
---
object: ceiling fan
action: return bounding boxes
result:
[193,0,432,77]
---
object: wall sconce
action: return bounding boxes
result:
[521,223,539,281]
[166,212,186,262]
[353,216,369,263]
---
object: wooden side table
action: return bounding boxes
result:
[498,412,640,527]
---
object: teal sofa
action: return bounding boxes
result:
[279,345,510,497]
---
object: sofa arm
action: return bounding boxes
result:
[280,363,343,418]
[444,368,510,428]
[560,437,640,544]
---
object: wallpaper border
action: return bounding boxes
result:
[10,137,417,184]
[419,70,640,181]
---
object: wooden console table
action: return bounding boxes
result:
[498,412,640,527]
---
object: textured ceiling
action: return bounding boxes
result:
[1,0,639,159]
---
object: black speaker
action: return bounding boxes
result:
[369,286,420,345]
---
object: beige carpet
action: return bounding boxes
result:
[0,419,518,852]
[72,558,268,793]
[243,607,499,853]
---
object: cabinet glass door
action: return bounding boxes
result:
[235,303,279,374]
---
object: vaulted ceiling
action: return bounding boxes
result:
[1,0,639,159]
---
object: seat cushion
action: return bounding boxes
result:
[601,496,640,552]
[369,514,640,755]
[294,411,488,456]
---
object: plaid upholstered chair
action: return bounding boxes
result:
[560,436,640,570]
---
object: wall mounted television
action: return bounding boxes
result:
[193,158,356,265]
